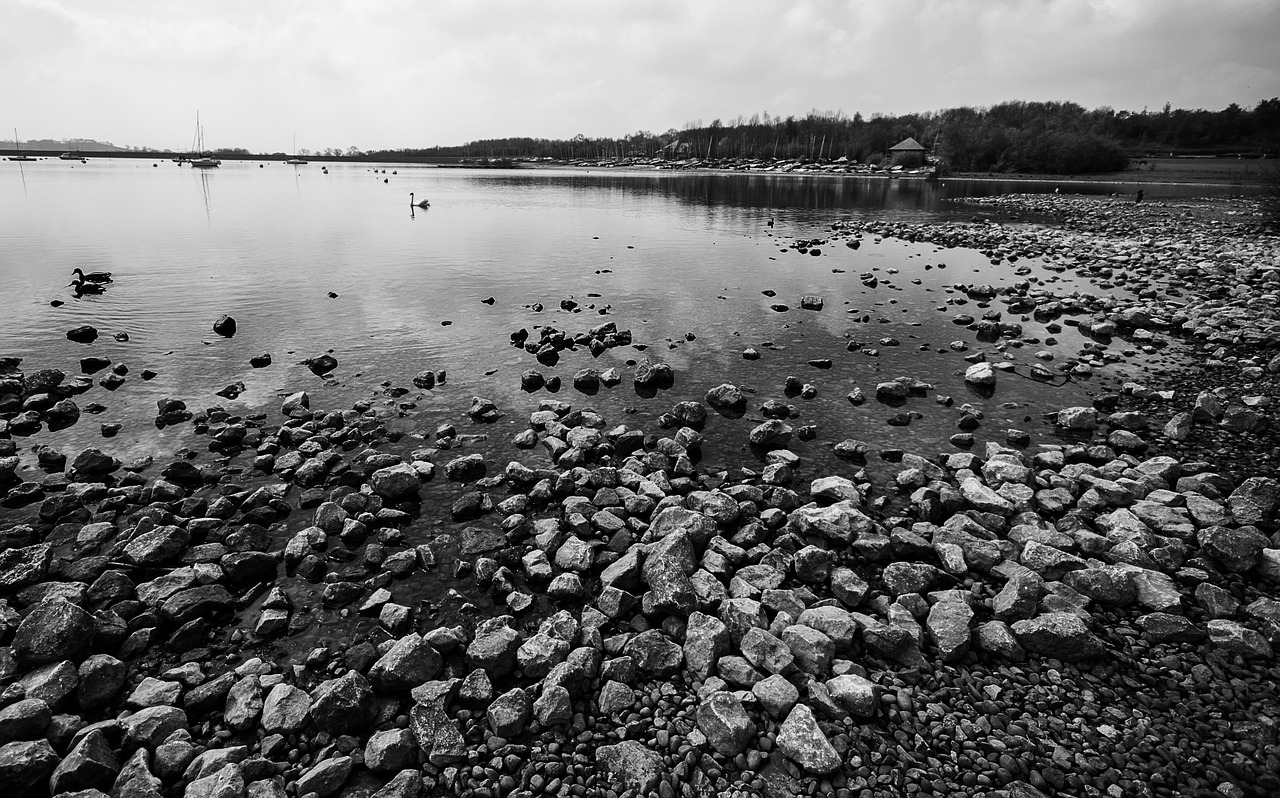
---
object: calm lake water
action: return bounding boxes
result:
[0,159,1208,634]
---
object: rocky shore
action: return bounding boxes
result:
[1,193,1278,798]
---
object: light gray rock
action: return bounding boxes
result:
[695,692,755,757]
[369,634,442,691]
[597,740,666,794]
[487,687,531,737]
[682,612,728,680]
[261,683,310,733]
[926,599,973,662]
[777,704,839,774]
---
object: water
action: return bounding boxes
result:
[0,159,1203,645]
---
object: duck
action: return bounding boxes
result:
[410,192,430,208]
[70,278,106,295]
[72,267,113,283]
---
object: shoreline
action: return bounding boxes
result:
[1,193,1278,798]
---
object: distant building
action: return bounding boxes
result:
[888,137,927,167]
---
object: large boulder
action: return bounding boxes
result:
[1011,613,1107,661]
[597,740,666,794]
[777,704,839,774]
[695,692,756,757]
[309,672,376,735]
[12,598,95,666]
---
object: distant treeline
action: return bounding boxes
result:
[361,99,1280,175]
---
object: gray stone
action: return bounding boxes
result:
[12,597,95,665]
[1011,613,1106,661]
[532,684,573,726]
[369,634,442,691]
[752,674,799,719]
[295,756,352,798]
[695,691,756,757]
[777,704,839,774]
[597,740,666,794]
[260,683,309,733]
[487,687,531,737]
[826,673,878,717]
[49,728,119,793]
[641,531,697,615]
[682,612,728,680]
[1207,620,1273,658]
[0,739,58,793]
[926,599,973,662]
[223,676,263,731]
[623,630,683,677]
[309,672,375,735]
[466,616,521,677]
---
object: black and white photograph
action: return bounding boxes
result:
[1,2,1279,798]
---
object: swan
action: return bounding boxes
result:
[410,192,430,208]
[72,267,113,283]
[70,278,106,295]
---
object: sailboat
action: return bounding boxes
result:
[286,134,307,165]
[8,129,36,161]
[189,113,220,169]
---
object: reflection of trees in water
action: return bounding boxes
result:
[473,172,947,215]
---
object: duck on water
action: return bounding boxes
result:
[72,268,112,284]
[69,278,106,296]
[410,193,430,208]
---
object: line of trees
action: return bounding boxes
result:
[361,98,1279,175]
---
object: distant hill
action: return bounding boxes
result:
[6,137,131,152]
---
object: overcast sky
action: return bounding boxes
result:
[5,0,1278,151]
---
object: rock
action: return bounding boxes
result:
[303,354,338,375]
[281,392,309,417]
[365,729,418,773]
[186,763,245,798]
[408,704,466,766]
[369,463,420,499]
[598,680,635,716]
[369,634,442,690]
[260,683,310,733]
[309,672,375,735]
[881,562,940,596]
[1136,612,1205,643]
[752,674,800,719]
[1011,613,1106,661]
[0,739,58,793]
[371,770,422,798]
[533,684,573,726]
[1227,477,1279,525]
[695,691,756,757]
[964,362,996,387]
[67,326,99,343]
[213,316,237,337]
[777,704,840,774]
[466,616,521,677]
[642,531,696,615]
[1055,406,1097,430]
[12,597,95,665]
[295,756,352,798]
[826,674,878,717]
[597,740,667,794]
[1207,620,1273,658]
[122,706,188,748]
[683,612,729,680]
[749,420,792,449]
[49,728,119,793]
[487,687,531,737]
[623,630,683,677]
[705,384,747,415]
[0,698,51,744]
[926,598,974,661]
[223,676,263,731]
[0,543,53,593]
[810,475,861,503]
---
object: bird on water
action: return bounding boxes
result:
[72,267,113,283]
[70,278,106,295]
[410,192,430,208]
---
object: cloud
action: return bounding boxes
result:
[5,0,1277,150]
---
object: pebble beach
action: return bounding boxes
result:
[1,191,1278,798]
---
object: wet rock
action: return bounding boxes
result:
[67,326,99,343]
[213,315,236,337]
[705,383,748,415]
[370,463,421,499]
